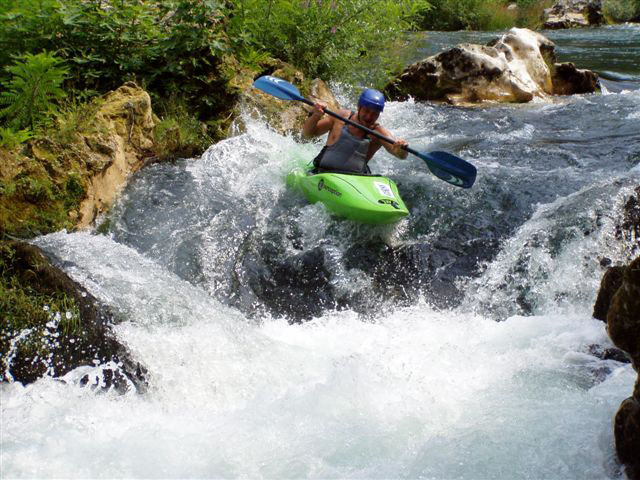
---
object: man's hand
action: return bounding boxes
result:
[303,101,330,139]
[310,101,327,118]
[391,139,409,159]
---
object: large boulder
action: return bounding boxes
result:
[385,28,599,105]
[543,0,604,29]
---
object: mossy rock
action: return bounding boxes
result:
[0,241,147,393]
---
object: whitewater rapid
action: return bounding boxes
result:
[3,35,640,476]
[2,228,634,478]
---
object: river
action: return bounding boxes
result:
[2,25,640,478]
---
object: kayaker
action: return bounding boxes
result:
[302,88,408,174]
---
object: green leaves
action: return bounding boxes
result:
[0,52,68,130]
[227,0,424,82]
[0,127,33,149]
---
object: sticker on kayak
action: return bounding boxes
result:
[374,182,395,198]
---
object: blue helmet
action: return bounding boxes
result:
[358,88,385,112]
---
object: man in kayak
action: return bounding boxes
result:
[302,88,408,174]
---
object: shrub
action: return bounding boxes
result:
[0,0,230,121]
[0,127,33,149]
[415,0,551,30]
[51,96,104,145]
[603,0,640,22]
[153,95,212,159]
[0,52,68,130]
[227,0,428,81]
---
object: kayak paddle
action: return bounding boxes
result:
[252,75,477,189]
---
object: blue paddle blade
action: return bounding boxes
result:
[252,75,305,102]
[415,150,477,189]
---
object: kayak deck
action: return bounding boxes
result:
[286,163,409,224]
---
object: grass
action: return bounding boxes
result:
[1,241,82,380]
[153,95,213,160]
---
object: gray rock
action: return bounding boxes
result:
[543,0,604,28]
[386,28,598,105]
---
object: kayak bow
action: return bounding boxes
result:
[286,162,409,224]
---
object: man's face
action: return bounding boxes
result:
[357,106,381,126]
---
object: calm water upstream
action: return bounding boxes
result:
[2,25,640,479]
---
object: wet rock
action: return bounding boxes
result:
[385,28,599,105]
[615,397,640,480]
[587,344,630,363]
[616,186,640,254]
[604,255,640,479]
[552,62,600,95]
[543,0,604,29]
[607,256,640,367]
[593,265,625,321]
[234,243,335,322]
[0,241,147,393]
[342,236,500,311]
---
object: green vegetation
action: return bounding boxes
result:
[603,0,640,23]
[415,0,554,31]
[227,0,428,80]
[0,241,82,382]
[1,52,68,130]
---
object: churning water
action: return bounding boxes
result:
[2,25,640,479]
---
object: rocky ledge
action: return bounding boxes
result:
[593,186,640,480]
[543,0,604,29]
[385,28,599,105]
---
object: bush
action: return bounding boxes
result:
[153,95,213,159]
[603,0,640,22]
[0,52,68,130]
[0,0,230,120]
[227,0,428,81]
[0,127,33,149]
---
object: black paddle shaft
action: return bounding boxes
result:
[304,98,414,154]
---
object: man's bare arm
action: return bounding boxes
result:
[376,126,409,159]
[302,102,333,139]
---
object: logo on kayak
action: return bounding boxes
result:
[378,199,401,209]
[374,182,395,198]
[448,175,464,186]
[317,179,341,197]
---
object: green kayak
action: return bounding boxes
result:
[286,162,409,224]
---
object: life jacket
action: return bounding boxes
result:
[313,112,377,174]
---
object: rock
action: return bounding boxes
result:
[544,12,590,28]
[593,265,625,321]
[616,186,640,255]
[587,344,630,363]
[607,256,640,367]
[0,241,147,393]
[615,397,640,480]
[0,82,158,237]
[605,255,640,479]
[552,62,600,95]
[386,28,597,105]
[233,243,335,322]
[77,83,156,228]
[543,0,604,29]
